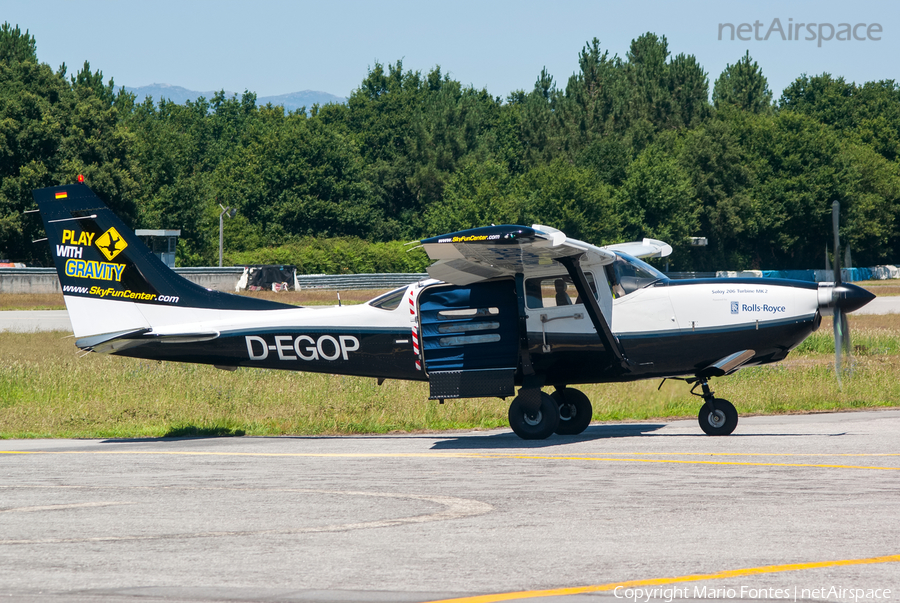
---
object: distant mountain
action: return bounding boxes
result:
[120,84,346,113]
[258,90,347,111]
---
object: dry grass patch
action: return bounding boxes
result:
[0,293,65,310]
[856,280,900,297]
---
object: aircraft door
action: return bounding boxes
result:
[524,273,604,352]
[418,280,519,399]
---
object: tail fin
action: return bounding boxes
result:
[34,183,291,338]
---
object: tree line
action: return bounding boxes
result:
[2,23,899,271]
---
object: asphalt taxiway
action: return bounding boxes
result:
[1,410,899,602]
[0,310,71,332]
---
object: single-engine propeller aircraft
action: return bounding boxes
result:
[32,183,875,439]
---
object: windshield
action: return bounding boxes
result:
[606,252,668,297]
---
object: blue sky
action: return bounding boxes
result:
[4,0,898,100]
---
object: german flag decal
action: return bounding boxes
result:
[55,191,68,199]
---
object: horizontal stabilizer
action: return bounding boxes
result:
[75,328,220,354]
[76,328,151,350]
[146,331,221,344]
[604,238,673,259]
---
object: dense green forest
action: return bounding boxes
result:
[2,23,899,271]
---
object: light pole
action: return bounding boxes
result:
[219,204,237,267]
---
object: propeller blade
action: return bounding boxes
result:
[840,309,852,359]
[832,200,842,286]
[833,306,843,388]
[830,200,857,385]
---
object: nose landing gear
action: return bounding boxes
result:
[692,379,738,436]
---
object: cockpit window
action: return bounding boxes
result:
[605,252,668,297]
[525,274,597,309]
[368,286,407,310]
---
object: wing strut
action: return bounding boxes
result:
[514,273,537,378]
[557,255,632,372]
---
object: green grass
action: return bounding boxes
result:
[793,329,900,355]
[2,320,900,438]
[0,332,511,438]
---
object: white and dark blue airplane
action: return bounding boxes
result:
[33,183,875,439]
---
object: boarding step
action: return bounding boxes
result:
[428,368,516,400]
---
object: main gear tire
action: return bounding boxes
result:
[508,392,559,440]
[551,388,593,435]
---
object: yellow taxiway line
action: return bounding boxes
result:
[2,450,899,471]
[424,554,900,603]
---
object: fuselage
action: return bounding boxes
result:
[95,272,850,388]
[528,277,821,384]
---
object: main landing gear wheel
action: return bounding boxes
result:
[698,398,738,436]
[508,392,559,440]
[551,388,593,435]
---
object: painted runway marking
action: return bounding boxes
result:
[0,489,491,545]
[3,450,899,471]
[471,453,900,471]
[423,553,900,603]
[562,451,900,457]
[0,501,134,513]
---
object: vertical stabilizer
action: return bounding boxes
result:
[34,183,292,337]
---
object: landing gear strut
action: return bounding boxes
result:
[691,379,738,436]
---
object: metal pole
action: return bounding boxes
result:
[218,204,232,268]
[219,211,224,267]
[218,205,236,268]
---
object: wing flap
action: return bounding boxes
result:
[427,259,507,286]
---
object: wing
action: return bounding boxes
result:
[602,238,673,259]
[420,224,617,286]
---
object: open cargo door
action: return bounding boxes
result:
[418,280,519,399]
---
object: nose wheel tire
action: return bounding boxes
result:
[508,392,559,440]
[698,398,738,435]
[551,388,593,435]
